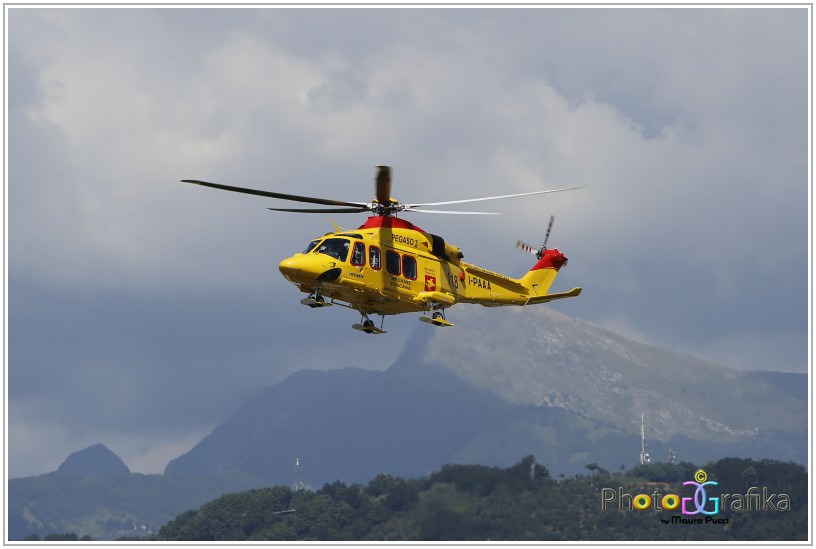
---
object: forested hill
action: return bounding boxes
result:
[156,456,807,542]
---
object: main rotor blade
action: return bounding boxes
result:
[268,207,371,214]
[375,166,391,205]
[407,186,585,208]
[404,208,502,215]
[181,179,368,208]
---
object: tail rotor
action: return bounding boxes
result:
[517,215,555,260]
[543,214,554,249]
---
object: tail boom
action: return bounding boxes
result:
[457,248,581,307]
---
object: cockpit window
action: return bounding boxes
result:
[316,238,351,262]
[303,239,320,254]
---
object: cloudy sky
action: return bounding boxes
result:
[7,6,808,478]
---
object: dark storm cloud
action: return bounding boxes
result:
[7,7,808,476]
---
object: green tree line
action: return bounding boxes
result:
[155,456,807,541]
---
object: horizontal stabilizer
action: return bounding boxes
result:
[524,287,583,305]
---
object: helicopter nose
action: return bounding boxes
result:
[279,255,313,283]
[279,254,341,285]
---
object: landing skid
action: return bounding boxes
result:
[419,312,454,327]
[352,322,387,334]
[352,314,386,334]
[300,294,331,308]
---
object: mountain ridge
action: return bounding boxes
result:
[419,306,805,443]
[9,461,262,540]
[164,307,805,485]
[57,443,130,475]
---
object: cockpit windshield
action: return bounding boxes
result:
[303,239,321,254]
[315,238,351,262]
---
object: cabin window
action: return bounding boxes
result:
[303,239,320,254]
[369,246,382,270]
[386,250,401,275]
[316,238,350,262]
[351,242,366,266]
[402,255,417,280]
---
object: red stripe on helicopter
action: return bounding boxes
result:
[358,216,426,233]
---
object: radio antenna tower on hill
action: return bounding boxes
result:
[639,414,651,465]
[293,457,304,492]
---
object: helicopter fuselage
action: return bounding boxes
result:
[278,215,578,318]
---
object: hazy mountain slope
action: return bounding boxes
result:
[57,443,130,475]
[165,311,805,486]
[419,305,806,445]
[166,324,667,483]
[8,446,262,541]
[166,360,529,484]
[743,370,808,401]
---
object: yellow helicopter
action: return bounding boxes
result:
[182,166,582,334]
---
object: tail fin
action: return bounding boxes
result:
[519,248,569,297]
